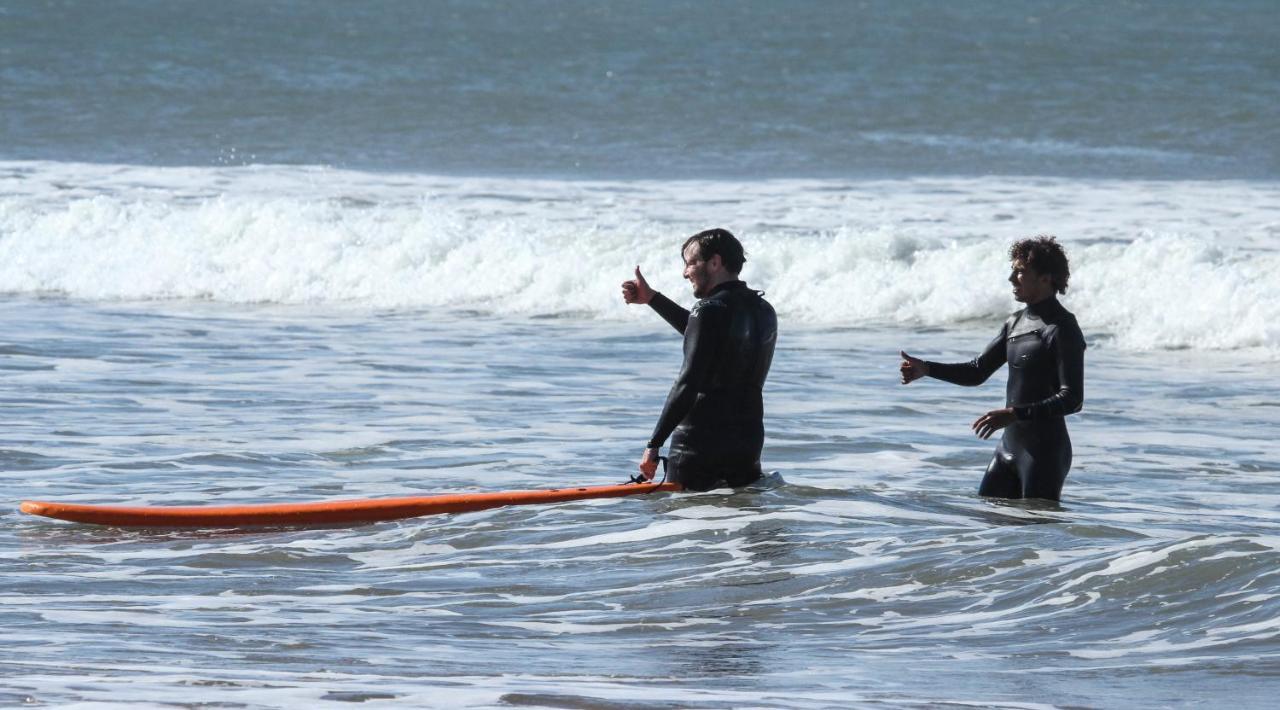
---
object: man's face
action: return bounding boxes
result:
[683,243,713,298]
[1009,258,1052,303]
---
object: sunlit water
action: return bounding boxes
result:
[5,0,1280,705]
[5,298,1280,708]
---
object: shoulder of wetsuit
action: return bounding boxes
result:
[720,282,770,308]
[689,296,729,320]
[755,293,778,330]
[759,295,777,318]
[1046,310,1087,350]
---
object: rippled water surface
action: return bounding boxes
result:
[5,0,1278,705]
[5,299,1280,708]
[5,0,1278,178]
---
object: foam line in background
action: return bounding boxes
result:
[3,161,1277,352]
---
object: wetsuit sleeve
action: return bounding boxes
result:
[647,292,690,334]
[647,302,721,448]
[926,321,1009,386]
[1015,321,1085,420]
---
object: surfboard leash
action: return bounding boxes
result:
[627,455,669,489]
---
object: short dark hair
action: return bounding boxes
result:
[682,228,746,274]
[1009,235,1071,294]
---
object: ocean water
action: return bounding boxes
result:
[4,2,1280,708]
[3,0,1278,179]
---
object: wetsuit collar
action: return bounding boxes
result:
[708,280,747,297]
[1025,295,1063,318]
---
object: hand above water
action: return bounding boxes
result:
[622,266,655,305]
[638,446,659,481]
[899,350,929,384]
[973,407,1016,439]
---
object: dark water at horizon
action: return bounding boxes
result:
[3,0,1278,179]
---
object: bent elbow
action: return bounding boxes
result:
[1064,391,1083,416]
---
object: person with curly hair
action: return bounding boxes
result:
[899,236,1086,501]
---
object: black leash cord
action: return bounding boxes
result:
[628,455,668,488]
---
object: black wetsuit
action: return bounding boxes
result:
[927,297,1086,501]
[646,281,777,491]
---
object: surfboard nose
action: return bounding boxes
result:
[19,501,49,516]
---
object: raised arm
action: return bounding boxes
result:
[647,292,690,334]
[926,320,1010,387]
[1014,320,1085,420]
[622,266,688,334]
[647,302,721,448]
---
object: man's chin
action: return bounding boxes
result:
[692,287,708,298]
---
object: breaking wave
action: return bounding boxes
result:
[2,161,1278,352]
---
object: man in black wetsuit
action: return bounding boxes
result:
[899,235,1086,501]
[621,228,777,491]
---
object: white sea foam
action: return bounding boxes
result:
[3,161,1278,352]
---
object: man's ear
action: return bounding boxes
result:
[707,253,724,272]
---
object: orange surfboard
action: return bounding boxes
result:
[19,481,682,528]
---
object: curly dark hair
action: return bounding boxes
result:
[1009,235,1071,294]
[682,228,747,274]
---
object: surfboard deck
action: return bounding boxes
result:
[19,481,682,528]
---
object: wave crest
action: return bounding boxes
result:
[2,162,1277,352]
